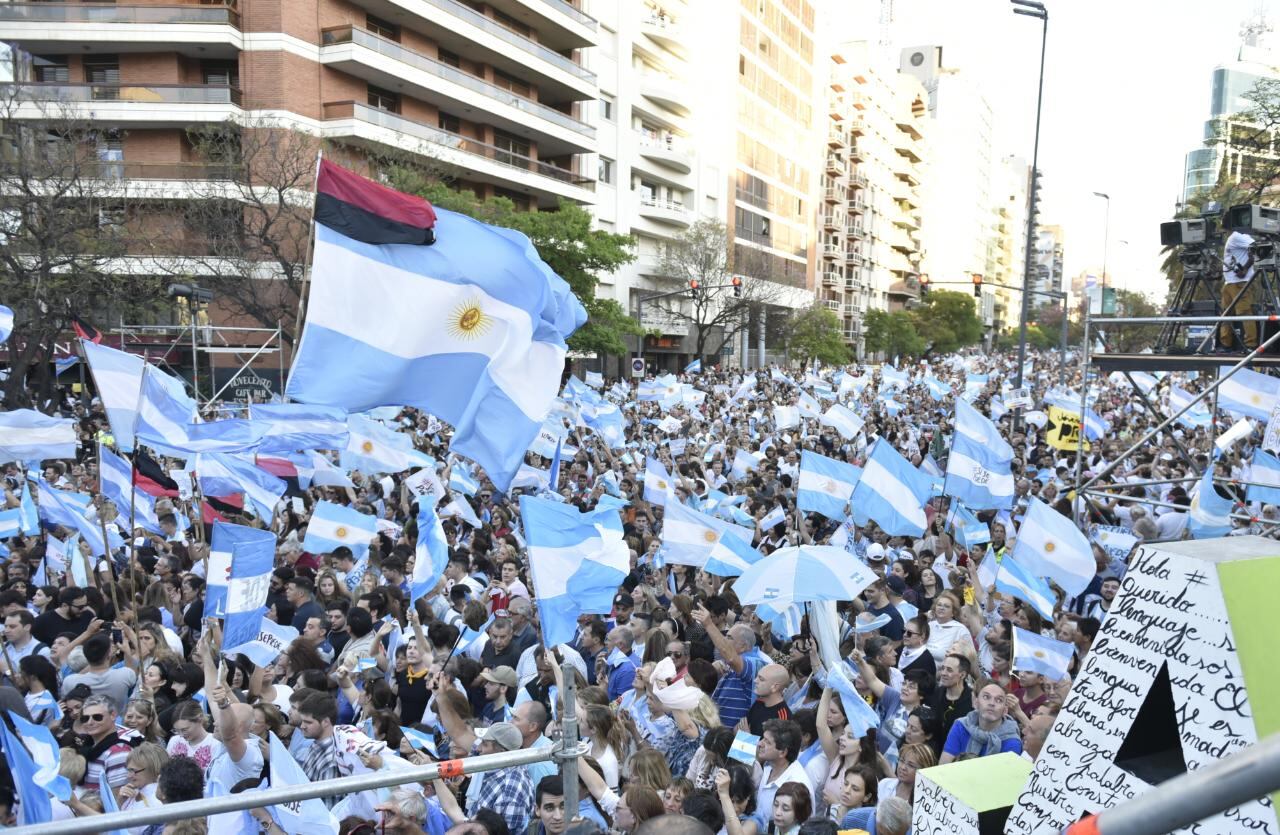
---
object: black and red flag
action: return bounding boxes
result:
[132,449,181,498]
[314,158,437,245]
[71,316,102,344]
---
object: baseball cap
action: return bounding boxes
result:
[480,722,523,752]
[866,543,887,561]
[481,666,518,689]
[885,575,908,595]
[613,593,634,610]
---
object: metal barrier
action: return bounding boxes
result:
[10,662,584,834]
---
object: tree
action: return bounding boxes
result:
[651,219,787,363]
[386,169,639,358]
[1106,289,1163,352]
[910,290,983,355]
[863,309,926,360]
[785,304,851,367]
[1159,179,1247,290]
[0,89,168,406]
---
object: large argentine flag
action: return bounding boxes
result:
[1010,498,1095,596]
[81,339,145,452]
[945,398,1014,510]
[797,450,861,519]
[821,404,865,440]
[850,439,934,536]
[135,365,265,457]
[249,403,349,454]
[98,444,161,534]
[304,500,378,557]
[0,410,77,464]
[520,495,629,647]
[661,499,758,573]
[1217,365,1280,420]
[286,215,587,492]
[995,555,1056,621]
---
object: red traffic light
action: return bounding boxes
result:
[689,279,700,291]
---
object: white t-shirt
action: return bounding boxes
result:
[1223,231,1256,285]
[207,734,264,791]
[167,733,226,772]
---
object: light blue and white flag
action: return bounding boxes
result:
[135,365,264,456]
[730,448,761,480]
[224,615,299,668]
[54,356,79,377]
[849,439,933,536]
[660,499,756,571]
[1248,449,1280,505]
[995,555,1056,621]
[684,358,702,374]
[98,444,161,534]
[0,306,11,344]
[206,521,276,618]
[520,496,629,646]
[411,499,449,606]
[285,215,586,492]
[0,410,77,464]
[759,504,787,531]
[1012,626,1073,680]
[1169,386,1212,430]
[220,528,278,650]
[825,663,881,736]
[0,508,20,540]
[821,404,864,440]
[923,376,951,401]
[643,457,672,506]
[584,370,604,390]
[249,403,349,454]
[9,711,71,802]
[17,479,38,536]
[879,365,909,391]
[948,503,991,549]
[342,414,428,475]
[945,398,1014,510]
[305,500,378,558]
[441,491,482,528]
[1,713,51,824]
[1217,366,1280,421]
[1189,469,1235,538]
[35,478,111,557]
[401,726,441,757]
[797,450,861,520]
[449,464,481,497]
[267,732,339,834]
[306,452,355,489]
[194,453,285,521]
[1010,498,1095,596]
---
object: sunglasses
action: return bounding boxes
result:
[82,713,108,723]
[903,630,920,637]
[668,650,685,658]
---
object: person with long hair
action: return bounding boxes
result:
[625,748,673,794]
[660,690,721,781]
[613,785,664,834]
[139,659,178,714]
[250,702,288,743]
[768,781,812,835]
[583,704,627,791]
[122,697,164,743]
[829,765,879,826]
[713,763,760,835]
[815,688,882,815]
[17,654,61,726]
[315,569,351,608]
[916,567,943,615]
[876,741,937,808]
[924,592,971,662]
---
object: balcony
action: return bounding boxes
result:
[845,249,864,267]
[350,0,596,100]
[321,101,592,206]
[822,187,841,204]
[823,299,841,313]
[635,132,693,174]
[847,223,867,240]
[0,82,241,125]
[319,26,594,154]
[848,142,864,162]
[889,276,921,299]
[821,243,841,260]
[849,118,866,136]
[821,269,840,287]
[827,128,847,148]
[0,3,241,54]
[821,212,840,232]
[638,73,691,116]
[847,196,867,214]
[895,164,920,186]
[481,0,598,50]
[639,12,688,56]
[849,172,868,189]
[78,160,238,198]
[825,156,846,177]
[637,194,692,226]
[895,213,921,231]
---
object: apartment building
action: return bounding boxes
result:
[991,154,1030,336]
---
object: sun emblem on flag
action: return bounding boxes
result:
[657,479,668,490]
[335,526,349,539]
[823,479,837,493]
[361,440,375,454]
[1033,650,1046,658]
[703,530,718,543]
[447,299,492,341]
[1044,540,1056,553]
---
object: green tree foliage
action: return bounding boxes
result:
[387,169,639,357]
[863,309,926,360]
[910,290,983,355]
[785,305,851,367]
[1160,179,1246,290]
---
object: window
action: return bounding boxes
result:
[437,48,460,68]
[33,55,68,83]
[493,130,530,167]
[599,95,614,122]
[84,55,119,84]
[493,10,530,37]
[438,112,461,134]
[202,60,239,88]
[367,84,399,113]
[97,206,126,236]
[493,69,531,98]
[365,14,399,40]
[597,156,613,184]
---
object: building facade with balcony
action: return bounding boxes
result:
[991,153,1030,337]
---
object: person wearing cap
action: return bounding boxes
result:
[466,720,535,834]
[884,575,918,623]
[864,543,888,578]
[480,665,517,724]
[860,579,904,643]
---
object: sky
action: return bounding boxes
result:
[833,0,1274,299]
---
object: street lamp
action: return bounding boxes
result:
[1012,0,1047,392]
[167,283,212,404]
[1093,191,1111,303]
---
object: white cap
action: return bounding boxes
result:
[866,543,887,561]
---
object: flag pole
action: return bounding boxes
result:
[127,453,139,613]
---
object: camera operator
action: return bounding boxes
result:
[1222,220,1258,350]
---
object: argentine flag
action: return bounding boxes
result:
[1217,366,1280,420]
[267,732,340,834]
[1169,386,1212,430]
[194,453,286,521]
[948,503,991,548]
[286,213,586,492]
[685,358,702,374]
[850,439,934,536]
[643,457,672,506]
[1012,626,1073,680]
[207,521,276,618]
[520,496,629,646]
[449,464,481,497]
[1189,469,1235,538]
[821,404,865,440]
[1249,449,1280,504]
[0,410,77,464]
[995,555,1056,621]
[81,339,144,452]
[304,500,378,557]
[342,414,428,474]
[219,524,277,650]
[35,478,112,558]
[797,450,861,520]
[1010,498,1095,596]
[944,399,1014,510]
[134,365,264,457]
[661,500,757,570]
[923,376,951,401]
[98,444,161,534]
[879,365,909,390]
[0,508,20,540]
[249,403,350,454]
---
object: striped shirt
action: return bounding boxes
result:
[711,652,763,729]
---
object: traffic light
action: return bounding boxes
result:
[919,274,930,298]
[972,273,983,298]
[731,276,743,298]
[689,278,700,295]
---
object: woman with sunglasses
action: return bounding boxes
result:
[119,741,168,820]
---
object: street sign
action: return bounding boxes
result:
[630,357,645,378]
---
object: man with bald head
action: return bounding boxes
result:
[692,603,769,729]
[202,631,264,793]
[746,662,792,735]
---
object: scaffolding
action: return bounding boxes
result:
[113,319,286,406]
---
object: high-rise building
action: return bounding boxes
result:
[1032,224,1065,301]
[991,154,1030,336]
[900,45,998,332]
[826,40,927,346]
[1183,13,1280,202]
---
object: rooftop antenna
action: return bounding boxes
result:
[1241,1,1272,48]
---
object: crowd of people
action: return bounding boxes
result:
[0,347,1266,835]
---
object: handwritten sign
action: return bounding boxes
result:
[914,770,978,835]
[1006,539,1276,835]
[403,468,444,506]
[1264,403,1280,453]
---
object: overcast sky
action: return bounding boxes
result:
[834,0,1272,299]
